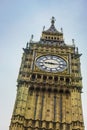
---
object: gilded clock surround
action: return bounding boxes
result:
[9,17,84,130]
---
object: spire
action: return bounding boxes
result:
[42,16,62,34]
[41,17,64,45]
[51,16,56,26]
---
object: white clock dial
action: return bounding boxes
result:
[35,55,67,72]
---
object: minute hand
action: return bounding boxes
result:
[44,62,66,66]
[44,62,58,65]
[58,63,66,66]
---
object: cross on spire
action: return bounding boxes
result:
[51,16,56,25]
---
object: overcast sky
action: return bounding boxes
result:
[0,0,87,130]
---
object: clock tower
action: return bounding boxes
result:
[9,17,84,130]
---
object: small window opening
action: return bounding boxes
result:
[49,76,52,80]
[31,74,35,80]
[43,75,47,81]
[60,77,64,81]
[37,74,41,79]
[66,78,70,83]
[54,76,58,82]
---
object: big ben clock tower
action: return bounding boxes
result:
[9,17,84,130]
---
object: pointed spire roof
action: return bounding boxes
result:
[43,16,62,35]
[40,17,64,45]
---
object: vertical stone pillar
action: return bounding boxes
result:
[46,91,51,121]
[55,94,60,122]
[72,88,78,121]
[40,91,44,120]
[49,122,53,129]
[30,91,36,119]
[50,92,54,121]
[75,89,78,121]
[42,121,46,129]
[54,94,56,121]
[71,89,76,121]
[56,122,60,130]
[35,120,39,128]
[42,91,46,120]
[63,123,66,130]
[60,93,62,122]
[66,93,71,123]
[25,91,34,119]
[35,92,42,120]
[46,91,54,121]
[62,94,66,123]
[77,90,84,122]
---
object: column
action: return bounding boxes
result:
[55,94,60,122]
[62,94,66,123]
[42,91,47,120]
[35,91,42,120]
[66,93,71,123]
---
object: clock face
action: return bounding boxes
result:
[35,55,67,73]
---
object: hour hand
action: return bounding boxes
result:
[58,63,66,66]
[44,62,57,65]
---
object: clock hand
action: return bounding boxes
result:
[39,61,66,66]
[44,62,66,66]
[57,63,66,66]
[44,62,57,65]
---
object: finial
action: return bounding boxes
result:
[72,39,75,44]
[30,34,34,43]
[43,26,45,31]
[61,28,63,33]
[26,42,28,48]
[72,39,75,47]
[51,16,56,25]
[76,47,78,53]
